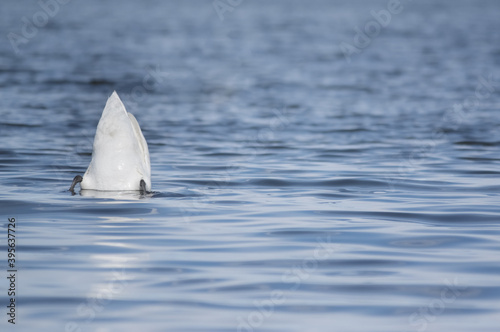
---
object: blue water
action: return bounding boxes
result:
[1,0,500,331]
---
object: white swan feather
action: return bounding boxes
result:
[79,91,151,191]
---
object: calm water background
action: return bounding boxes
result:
[1,0,500,331]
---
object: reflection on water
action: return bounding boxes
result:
[69,220,146,332]
[78,189,153,200]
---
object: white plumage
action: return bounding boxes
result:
[74,91,151,192]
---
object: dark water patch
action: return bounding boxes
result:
[70,206,155,216]
[389,236,480,248]
[266,229,333,237]
[151,191,187,198]
[313,192,363,199]
[249,178,293,187]
[143,266,198,274]
[314,178,388,188]
[459,157,500,162]
[455,140,499,146]
[88,78,116,86]
[0,122,43,127]
[176,179,242,187]
[318,84,375,93]
[152,277,227,289]
[202,152,246,157]
[244,177,394,189]
[15,245,70,252]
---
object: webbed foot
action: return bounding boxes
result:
[69,175,83,194]
[139,179,147,195]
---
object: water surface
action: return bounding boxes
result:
[1,0,500,331]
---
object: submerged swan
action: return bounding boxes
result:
[69,91,151,193]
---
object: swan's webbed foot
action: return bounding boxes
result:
[69,175,83,194]
[139,179,147,195]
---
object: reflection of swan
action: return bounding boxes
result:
[79,189,147,200]
[70,91,151,193]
